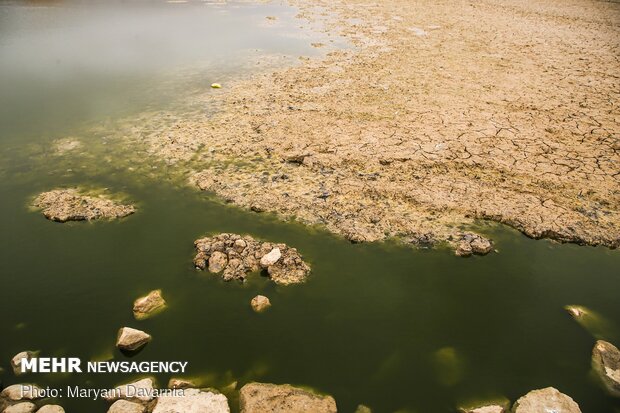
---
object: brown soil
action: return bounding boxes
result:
[135,0,620,250]
[33,188,135,222]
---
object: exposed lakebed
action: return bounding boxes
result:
[0,1,619,412]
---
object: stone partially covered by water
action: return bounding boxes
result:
[104,378,155,403]
[116,327,152,352]
[32,188,135,222]
[193,233,310,285]
[458,397,510,413]
[1,384,43,401]
[4,402,36,413]
[152,388,229,413]
[512,387,581,413]
[36,406,65,413]
[592,340,620,397]
[11,351,37,376]
[251,295,271,312]
[107,400,145,413]
[239,382,336,413]
[133,290,167,320]
[454,232,493,257]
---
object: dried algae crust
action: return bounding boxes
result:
[137,0,620,249]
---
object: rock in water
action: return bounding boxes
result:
[36,406,65,413]
[564,305,618,340]
[592,340,620,397]
[133,290,166,320]
[459,405,506,413]
[32,188,135,222]
[107,400,145,413]
[458,397,510,413]
[208,251,228,273]
[260,248,282,268]
[251,295,271,312]
[4,402,36,413]
[11,351,37,375]
[168,378,198,389]
[193,234,310,285]
[1,384,43,401]
[116,327,151,351]
[454,232,493,257]
[512,387,581,413]
[104,378,155,403]
[152,388,229,413]
[239,382,337,413]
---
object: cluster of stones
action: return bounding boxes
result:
[15,378,336,413]
[32,189,135,222]
[454,232,493,257]
[193,233,311,285]
[0,384,64,413]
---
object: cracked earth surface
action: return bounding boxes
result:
[131,0,620,249]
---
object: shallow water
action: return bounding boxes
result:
[1,1,620,413]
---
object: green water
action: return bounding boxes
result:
[1,2,620,413]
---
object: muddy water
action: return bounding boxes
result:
[1,1,620,413]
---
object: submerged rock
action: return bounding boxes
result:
[133,290,166,320]
[32,188,135,222]
[11,351,37,376]
[239,382,336,413]
[116,327,151,352]
[167,378,197,389]
[53,137,82,154]
[454,233,493,257]
[4,402,36,413]
[512,387,581,413]
[592,340,620,397]
[152,388,229,413]
[194,234,310,285]
[564,305,618,340]
[36,406,65,413]
[107,400,145,413]
[251,295,271,313]
[432,346,464,386]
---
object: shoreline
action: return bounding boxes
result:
[133,0,619,251]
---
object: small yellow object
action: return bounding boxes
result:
[211,83,222,89]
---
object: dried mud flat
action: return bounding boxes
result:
[134,0,620,250]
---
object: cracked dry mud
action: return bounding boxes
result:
[133,0,620,249]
